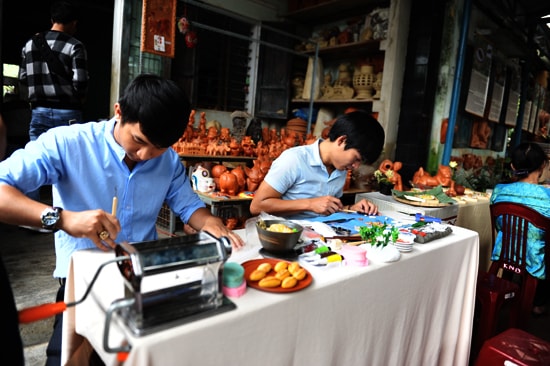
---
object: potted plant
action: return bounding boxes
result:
[373,168,395,195]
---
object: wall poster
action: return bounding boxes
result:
[141,0,177,58]
[488,59,506,122]
[504,62,521,127]
[465,40,492,117]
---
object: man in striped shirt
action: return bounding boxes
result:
[19,0,88,141]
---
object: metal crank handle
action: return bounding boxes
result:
[103,297,135,354]
[18,256,129,324]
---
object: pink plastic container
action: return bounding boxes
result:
[223,281,247,298]
[340,245,368,267]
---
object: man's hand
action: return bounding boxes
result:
[351,199,378,215]
[59,209,121,250]
[308,196,344,216]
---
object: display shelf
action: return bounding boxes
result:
[179,154,256,168]
[292,98,374,104]
[302,39,383,60]
[285,0,388,24]
[179,154,256,163]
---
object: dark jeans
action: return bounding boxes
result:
[46,282,105,366]
[45,283,65,366]
[29,107,83,141]
[28,107,82,201]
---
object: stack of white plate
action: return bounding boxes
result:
[393,233,415,253]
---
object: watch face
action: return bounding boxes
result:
[43,214,58,226]
[41,207,61,229]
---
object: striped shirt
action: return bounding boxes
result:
[19,30,88,109]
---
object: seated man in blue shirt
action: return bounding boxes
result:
[250,111,384,220]
[0,74,244,364]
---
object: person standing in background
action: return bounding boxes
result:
[19,0,88,205]
[19,0,88,140]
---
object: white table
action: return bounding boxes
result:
[62,222,479,366]
[454,199,492,271]
[359,191,492,270]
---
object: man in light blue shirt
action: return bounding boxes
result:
[0,74,243,364]
[250,111,384,220]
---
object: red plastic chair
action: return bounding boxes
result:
[474,202,550,355]
[475,328,550,366]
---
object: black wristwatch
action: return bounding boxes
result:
[40,207,63,231]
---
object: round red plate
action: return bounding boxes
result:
[242,258,313,293]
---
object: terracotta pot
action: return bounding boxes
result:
[455,184,466,196]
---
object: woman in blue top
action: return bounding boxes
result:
[490,142,550,316]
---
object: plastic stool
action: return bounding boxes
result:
[474,272,520,354]
[475,328,550,366]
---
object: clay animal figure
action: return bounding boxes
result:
[244,160,266,192]
[219,171,239,196]
[241,136,255,157]
[378,159,404,191]
[211,164,228,188]
[219,127,231,142]
[215,142,230,156]
[229,138,242,156]
[231,165,247,194]
[412,165,456,196]
[198,112,207,137]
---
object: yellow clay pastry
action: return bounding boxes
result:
[275,269,291,280]
[274,261,288,272]
[249,269,267,281]
[288,261,301,275]
[258,276,281,288]
[257,262,272,273]
[293,268,307,281]
[281,276,298,289]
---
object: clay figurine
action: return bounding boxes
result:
[412,165,456,196]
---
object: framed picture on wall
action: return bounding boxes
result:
[465,38,492,117]
[488,59,506,122]
[504,62,521,127]
[141,0,177,58]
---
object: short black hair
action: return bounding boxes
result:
[50,1,79,24]
[118,74,191,148]
[328,110,385,164]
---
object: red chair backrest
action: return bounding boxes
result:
[490,202,550,278]
[489,201,550,327]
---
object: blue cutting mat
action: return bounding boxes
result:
[308,212,395,234]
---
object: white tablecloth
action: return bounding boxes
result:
[359,192,492,271]
[62,223,479,366]
[455,200,492,271]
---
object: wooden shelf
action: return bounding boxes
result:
[179,155,256,163]
[302,39,383,59]
[291,98,376,104]
[285,0,388,24]
[195,191,252,204]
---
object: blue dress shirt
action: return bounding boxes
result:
[263,139,346,220]
[0,119,205,278]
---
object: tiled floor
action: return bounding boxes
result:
[1,220,549,365]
